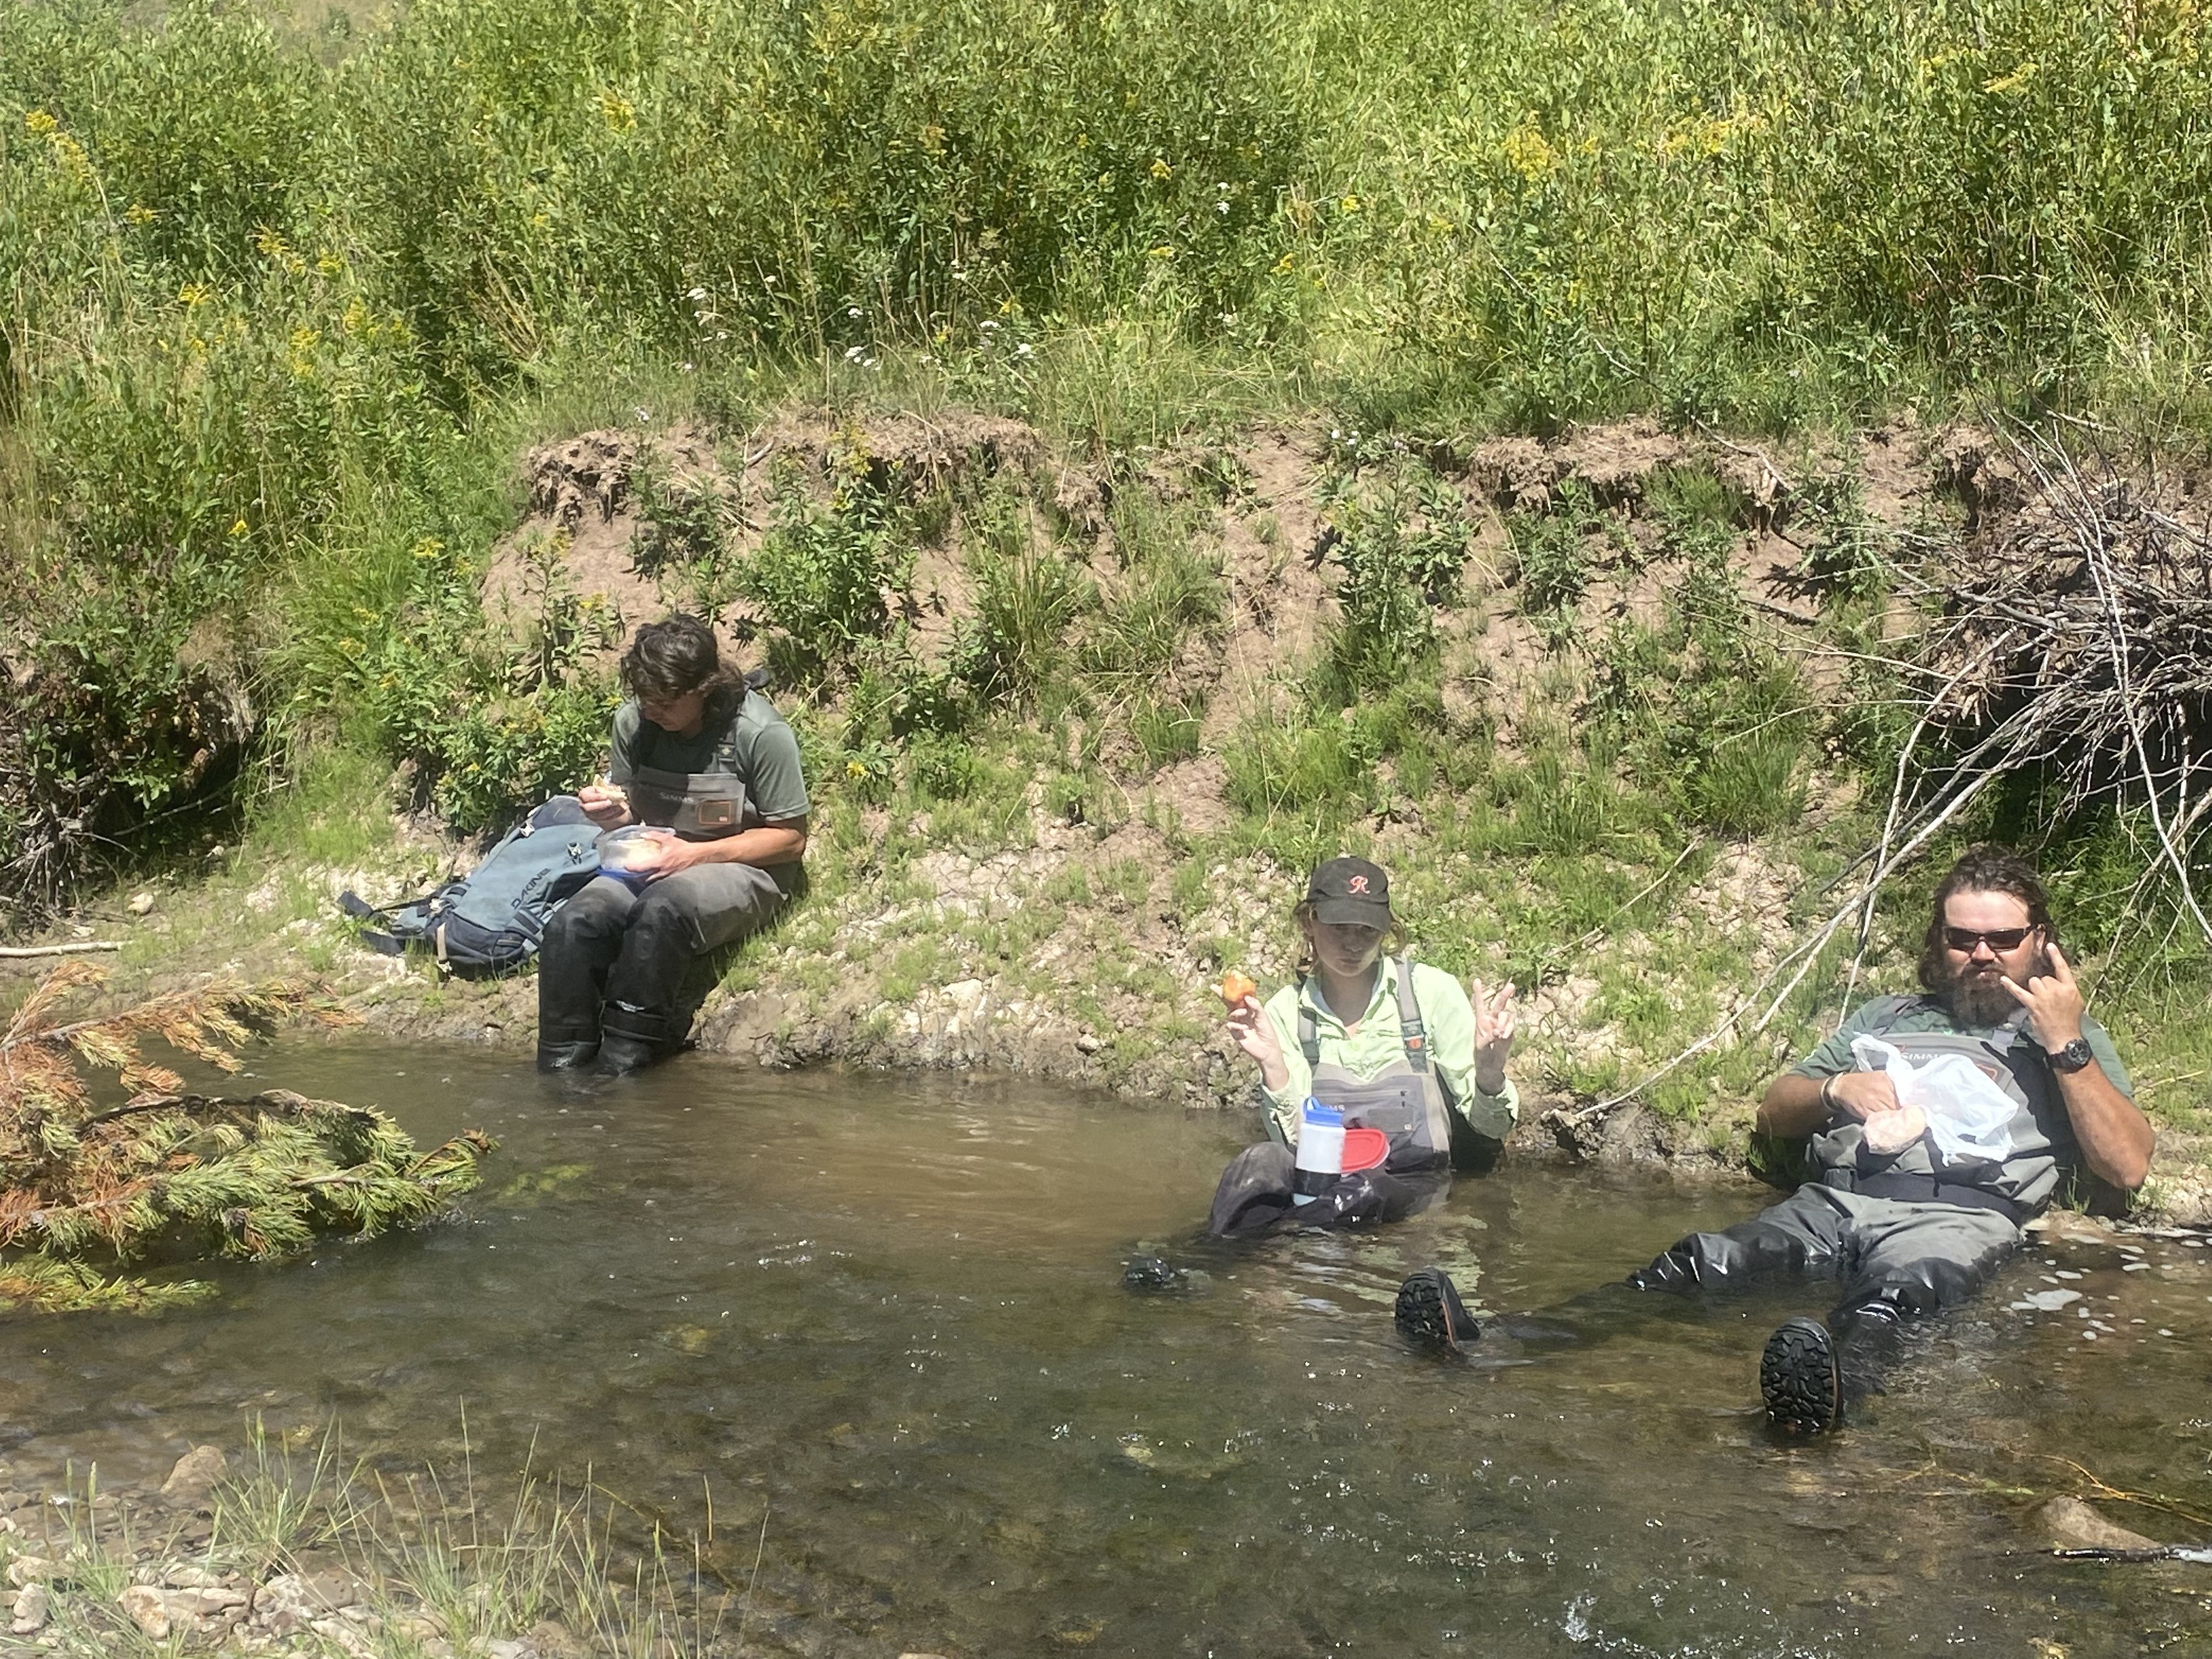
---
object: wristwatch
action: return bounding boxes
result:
[2047,1037,2095,1074]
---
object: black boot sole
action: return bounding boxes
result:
[1760,1316,1843,1435]
[1395,1268,1479,1353]
[1122,1255,1182,1293]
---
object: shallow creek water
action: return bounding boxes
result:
[7,1037,2211,1656]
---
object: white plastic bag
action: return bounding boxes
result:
[1848,1035,2017,1170]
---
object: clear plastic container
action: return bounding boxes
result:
[595,826,665,883]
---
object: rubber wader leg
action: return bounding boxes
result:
[1825,1200,2022,1402]
[1627,1185,1848,1295]
[1205,1143,1300,1237]
[537,877,640,1068]
[595,865,789,1075]
[1318,1166,1450,1227]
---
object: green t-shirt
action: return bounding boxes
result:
[608,686,810,891]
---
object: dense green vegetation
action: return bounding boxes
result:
[2,0,2207,1156]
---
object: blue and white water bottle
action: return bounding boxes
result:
[1291,1098,1345,1203]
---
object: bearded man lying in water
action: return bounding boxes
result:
[1392,844,2153,1435]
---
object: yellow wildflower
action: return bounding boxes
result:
[1271,253,1295,275]
[845,759,868,779]
[597,89,636,131]
[1149,157,1172,180]
[1338,194,1360,213]
[179,282,210,308]
[316,252,344,275]
[1500,123,1556,183]
[229,518,249,537]
[24,110,57,136]
[125,202,156,225]
[1983,62,2039,95]
[1148,244,1175,259]
[413,536,445,561]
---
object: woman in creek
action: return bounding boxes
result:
[1202,857,1519,1237]
[535,615,810,1076]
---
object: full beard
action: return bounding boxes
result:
[1943,951,2046,1028]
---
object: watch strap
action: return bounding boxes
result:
[2049,1037,2094,1074]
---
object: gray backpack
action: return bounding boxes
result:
[339,797,601,975]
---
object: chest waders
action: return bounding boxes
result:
[624,717,752,840]
[1629,996,2087,1426]
[1294,959,1459,1173]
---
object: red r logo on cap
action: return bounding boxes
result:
[1348,875,1369,894]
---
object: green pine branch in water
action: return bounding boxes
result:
[1,963,494,1312]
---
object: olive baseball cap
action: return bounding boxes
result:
[1307,856,1392,928]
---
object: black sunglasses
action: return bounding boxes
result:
[1944,925,2036,952]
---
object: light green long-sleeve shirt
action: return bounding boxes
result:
[1255,958,1519,1143]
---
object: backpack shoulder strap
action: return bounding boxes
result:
[1392,957,1430,1072]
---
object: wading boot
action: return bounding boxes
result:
[1759,1316,1843,1434]
[1122,1255,1182,1293]
[535,1040,600,1072]
[1395,1267,1483,1353]
[594,1002,674,1077]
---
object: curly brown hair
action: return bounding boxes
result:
[619,614,739,703]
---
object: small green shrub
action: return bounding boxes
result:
[1508,479,1604,647]
[736,477,912,686]
[1319,461,1468,692]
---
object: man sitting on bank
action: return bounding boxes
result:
[536,615,809,1076]
[1395,844,2151,1435]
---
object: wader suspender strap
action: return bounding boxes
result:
[1393,956,1430,1073]
[1296,960,1429,1070]
[712,686,746,772]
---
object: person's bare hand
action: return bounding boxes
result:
[1469,977,1518,1094]
[626,831,693,879]
[1825,1069,1901,1121]
[2002,940,2087,1050]
[1226,995,1290,1094]
[578,782,631,829]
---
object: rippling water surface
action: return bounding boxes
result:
[7,1038,2210,1656]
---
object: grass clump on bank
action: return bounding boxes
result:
[4,1428,745,1657]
